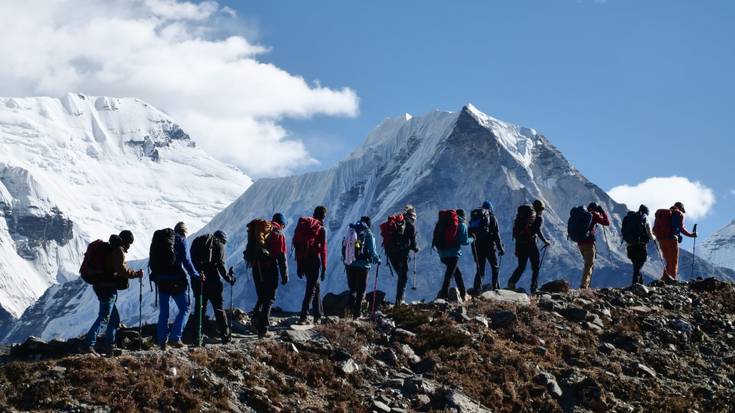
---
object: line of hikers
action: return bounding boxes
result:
[76,200,696,354]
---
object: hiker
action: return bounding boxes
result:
[622,205,655,285]
[381,205,418,305]
[153,222,198,349]
[433,209,474,301]
[469,201,504,292]
[571,202,610,289]
[190,230,234,344]
[246,213,289,338]
[508,200,550,293]
[81,230,143,355]
[294,206,328,324]
[654,202,697,282]
[343,216,380,319]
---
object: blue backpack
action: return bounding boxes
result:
[568,206,593,242]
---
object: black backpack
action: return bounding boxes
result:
[513,205,536,240]
[149,228,176,274]
[567,206,593,242]
[622,211,650,244]
[190,234,214,272]
[469,208,491,238]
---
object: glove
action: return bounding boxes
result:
[543,241,551,248]
[677,234,683,244]
[412,247,420,253]
[228,275,236,286]
[134,270,144,279]
[281,275,289,285]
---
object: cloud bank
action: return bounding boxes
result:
[0,0,359,176]
[609,176,716,220]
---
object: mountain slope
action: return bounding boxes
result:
[6,104,732,343]
[0,94,251,321]
[700,220,735,271]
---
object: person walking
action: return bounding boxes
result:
[433,209,474,301]
[508,200,550,293]
[654,202,697,283]
[469,200,504,292]
[155,222,198,349]
[575,202,610,289]
[622,205,655,285]
[251,213,289,337]
[81,231,143,355]
[294,206,328,325]
[191,230,234,344]
[344,216,380,319]
[383,205,418,305]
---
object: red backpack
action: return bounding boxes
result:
[79,239,110,284]
[293,217,323,260]
[653,208,673,239]
[380,214,406,251]
[432,210,459,250]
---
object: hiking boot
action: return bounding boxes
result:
[79,345,100,356]
[168,340,186,349]
[258,330,273,339]
[221,334,231,345]
[100,344,116,356]
[159,341,168,351]
[296,318,309,326]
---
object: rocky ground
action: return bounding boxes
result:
[1,277,734,413]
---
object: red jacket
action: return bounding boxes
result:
[578,210,610,245]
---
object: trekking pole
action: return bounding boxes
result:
[197,271,204,347]
[139,268,144,351]
[602,227,613,264]
[691,224,698,278]
[229,267,234,333]
[539,244,549,273]
[384,250,395,278]
[411,251,417,291]
[370,262,381,319]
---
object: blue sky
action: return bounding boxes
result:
[222,0,734,237]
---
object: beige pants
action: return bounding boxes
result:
[579,243,596,289]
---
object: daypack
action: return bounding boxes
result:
[512,205,536,240]
[653,208,674,239]
[432,210,459,250]
[343,222,369,265]
[190,234,214,272]
[244,219,273,264]
[567,206,593,242]
[380,214,406,251]
[149,228,176,274]
[79,239,110,284]
[293,216,323,260]
[622,211,650,244]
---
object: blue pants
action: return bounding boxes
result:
[157,289,191,344]
[84,287,120,347]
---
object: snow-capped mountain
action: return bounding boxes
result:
[0,94,251,324]
[5,104,732,343]
[701,220,735,271]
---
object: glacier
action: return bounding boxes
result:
[701,220,735,271]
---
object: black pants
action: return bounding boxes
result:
[192,280,229,339]
[347,266,370,319]
[508,242,540,291]
[299,256,323,321]
[388,251,410,304]
[438,257,466,299]
[627,244,648,285]
[253,261,278,334]
[471,243,499,291]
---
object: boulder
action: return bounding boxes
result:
[490,310,517,329]
[540,279,570,293]
[560,306,588,322]
[479,289,530,306]
[365,290,387,311]
[322,290,352,317]
[437,390,492,413]
[689,277,726,292]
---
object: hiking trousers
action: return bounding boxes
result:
[84,287,120,348]
[388,251,410,304]
[347,266,370,319]
[253,262,279,334]
[659,238,679,278]
[627,243,648,285]
[578,243,596,289]
[193,281,229,339]
[299,256,323,321]
[157,289,191,344]
[438,257,466,300]
[472,243,499,291]
[508,242,540,290]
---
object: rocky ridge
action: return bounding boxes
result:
[1,277,734,412]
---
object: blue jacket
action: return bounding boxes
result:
[349,226,381,269]
[438,220,474,259]
[172,234,199,281]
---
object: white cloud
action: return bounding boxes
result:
[0,0,358,177]
[609,176,716,220]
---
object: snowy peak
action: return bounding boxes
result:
[702,220,735,270]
